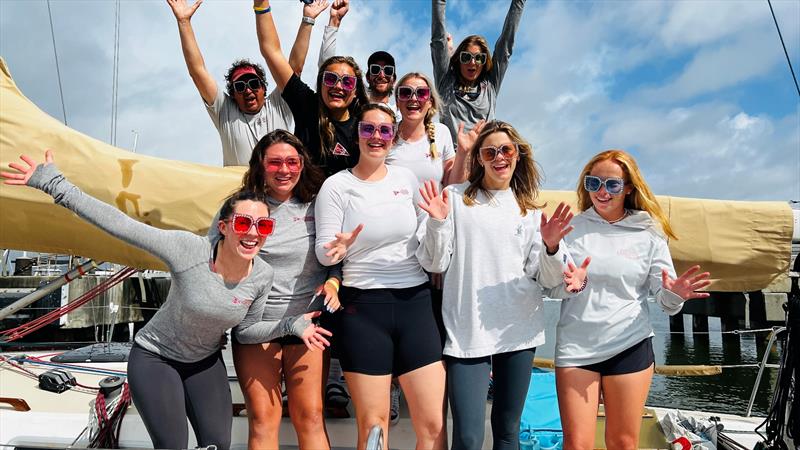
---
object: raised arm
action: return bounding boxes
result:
[316,0,348,67]
[430,0,450,86]
[415,181,455,273]
[287,0,330,76]
[1,152,193,270]
[167,0,218,105]
[489,0,526,91]
[254,0,294,92]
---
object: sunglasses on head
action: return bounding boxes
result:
[358,121,395,141]
[584,175,625,195]
[397,85,431,102]
[322,71,357,91]
[265,156,302,173]
[478,143,518,162]
[459,51,487,65]
[368,64,395,78]
[226,213,275,237]
[232,78,264,93]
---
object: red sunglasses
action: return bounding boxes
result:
[226,213,275,237]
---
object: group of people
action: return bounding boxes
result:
[1,0,714,449]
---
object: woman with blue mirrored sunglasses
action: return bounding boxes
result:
[542,149,712,450]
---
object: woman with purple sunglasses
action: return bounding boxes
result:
[254,0,369,177]
[314,104,447,450]
[431,0,526,142]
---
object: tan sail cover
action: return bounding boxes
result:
[0,59,792,290]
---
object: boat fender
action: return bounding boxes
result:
[38,368,76,393]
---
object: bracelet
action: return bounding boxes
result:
[254,5,271,14]
[301,16,315,25]
[325,278,340,292]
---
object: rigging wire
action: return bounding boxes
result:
[110,0,121,146]
[767,0,800,97]
[46,0,67,126]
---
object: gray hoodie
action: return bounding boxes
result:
[540,208,684,367]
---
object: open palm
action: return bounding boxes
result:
[166,0,202,21]
[540,202,574,253]
[324,224,363,264]
[663,265,711,300]
[418,180,449,220]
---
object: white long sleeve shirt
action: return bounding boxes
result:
[416,183,566,358]
[314,166,428,289]
[539,208,684,367]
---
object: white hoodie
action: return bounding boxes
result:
[540,208,684,367]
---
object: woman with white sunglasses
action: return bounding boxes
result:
[315,104,447,450]
[431,0,526,142]
[544,150,712,450]
[255,0,368,177]
[1,151,328,450]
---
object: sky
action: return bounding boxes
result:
[1,0,798,202]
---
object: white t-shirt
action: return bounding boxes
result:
[205,87,294,167]
[385,122,455,187]
[314,166,428,289]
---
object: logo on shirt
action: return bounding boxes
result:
[293,216,315,223]
[332,142,350,156]
[232,297,254,307]
[393,188,410,196]
[617,247,639,260]
[514,223,524,237]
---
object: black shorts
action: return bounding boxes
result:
[338,283,443,376]
[268,335,305,346]
[579,337,655,376]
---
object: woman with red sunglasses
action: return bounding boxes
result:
[208,129,341,450]
[542,150,711,450]
[315,104,448,450]
[0,151,329,450]
[254,0,369,177]
[416,121,588,450]
[431,0,526,143]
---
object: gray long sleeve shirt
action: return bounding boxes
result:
[431,0,526,140]
[209,196,338,344]
[28,163,274,362]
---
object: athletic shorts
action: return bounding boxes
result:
[268,335,305,346]
[337,283,443,376]
[578,337,655,376]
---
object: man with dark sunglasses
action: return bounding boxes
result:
[366,50,400,120]
[167,0,339,166]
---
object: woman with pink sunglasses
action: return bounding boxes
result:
[208,130,341,449]
[254,0,369,177]
[431,0,526,142]
[315,104,447,450]
[0,151,329,450]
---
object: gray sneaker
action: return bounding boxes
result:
[389,383,401,425]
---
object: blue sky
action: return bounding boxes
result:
[1,0,798,201]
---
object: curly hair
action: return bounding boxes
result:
[576,150,676,239]
[395,72,442,159]
[316,56,369,160]
[241,130,324,204]
[463,121,543,215]
[224,59,267,97]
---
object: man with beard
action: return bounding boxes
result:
[365,51,400,120]
[168,0,345,166]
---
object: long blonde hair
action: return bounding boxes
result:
[395,72,442,159]
[577,149,677,239]
[463,121,543,215]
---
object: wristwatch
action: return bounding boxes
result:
[301,16,315,25]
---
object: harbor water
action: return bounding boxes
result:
[538,300,782,417]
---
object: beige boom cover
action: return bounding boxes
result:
[0,59,792,291]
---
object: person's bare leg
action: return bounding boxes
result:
[397,360,447,450]
[556,367,601,450]
[232,342,284,450]
[283,344,330,449]
[345,371,392,450]
[601,364,654,450]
